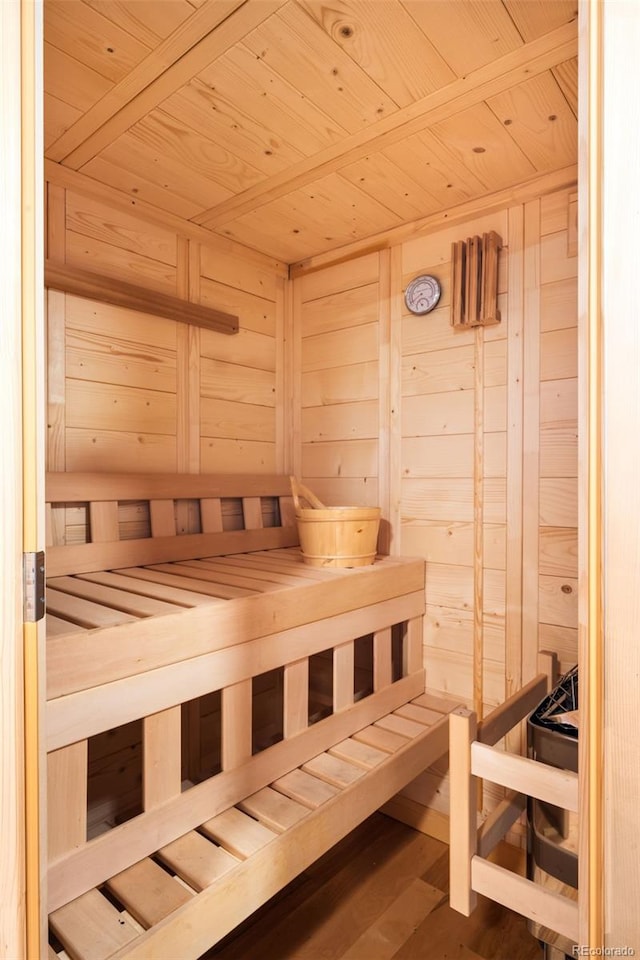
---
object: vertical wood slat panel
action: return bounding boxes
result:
[334,641,355,712]
[404,618,424,677]
[505,204,525,755]
[523,200,542,683]
[143,706,182,810]
[89,501,118,543]
[145,499,181,806]
[283,659,309,739]
[378,249,391,554]
[373,627,392,690]
[242,497,263,530]
[473,326,484,724]
[150,499,177,538]
[47,743,88,861]
[222,680,252,770]
[388,247,403,555]
[201,498,223,532]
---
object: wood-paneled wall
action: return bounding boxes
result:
[293,186,578,759]
[45,179,285,480]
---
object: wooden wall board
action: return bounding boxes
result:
[540,277,578,332]
[302,361,378,408]
[401,478,507,525]
[301,400,378,443]
[299,282,379,337]
[539,575,578,629]
[301,324,379,373]
[301,439,378,479]
[539,528,578,578]
[199,277,276,338]
[200,438,277,474]
[540,229,578,283]
[540,187,572,235]
[199,356,275,408]
[64,429,177,473]
[200,398,275,444]
[539,478,578,527]
[540,327,578,380]
[64,231,177,296]
[65,190,177,265]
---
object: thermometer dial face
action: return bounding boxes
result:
[404,274,441,315]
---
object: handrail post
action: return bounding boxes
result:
[449,706,478,916]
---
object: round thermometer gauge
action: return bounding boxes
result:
[404,274,441,315]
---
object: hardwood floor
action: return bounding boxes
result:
[202,813,543,960]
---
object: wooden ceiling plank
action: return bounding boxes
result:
[44,42,113,114]
[80,154,205,220]
[122,108,266,195]
[44,158,288,276]
[429,101,536,191]
[82,0,197,47]
[552,57,578,118]
[46,0,288,167]
[297,0,456,107]
[96,124,235,210]
[503,0,578,42]
[339,153,442,222]
[195,20,577,229]
[288,165,577,275]
[241,1,400,133]
[384,132,487,208]
[204,42,349,155]
[486,71,577,172]
[44,93,82,151]
[401,0,524,75]
[160,77,306,175]
[44,0,152,84]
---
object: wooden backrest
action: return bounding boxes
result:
[45,472,299,576]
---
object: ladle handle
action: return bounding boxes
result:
[289,476,326,510]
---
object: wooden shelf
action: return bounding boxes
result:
[44,260,238,335]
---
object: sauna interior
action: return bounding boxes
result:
[38,0,586,957]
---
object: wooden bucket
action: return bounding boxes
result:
[290,477,381,567]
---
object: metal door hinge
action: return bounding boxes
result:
[23,551,45,623]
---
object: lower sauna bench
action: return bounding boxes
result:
[45,473,457,960]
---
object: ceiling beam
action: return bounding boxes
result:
[47,0,288,169]
[194,20,577,230]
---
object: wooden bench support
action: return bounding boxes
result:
[49,696,456,960]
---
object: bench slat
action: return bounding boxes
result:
[328,738,389,770]
[200,807,277,860]
[106,859,193,929]
[302,753,366,789]
[352,725,409,754]
[78,571,215,607]
[272,769,340,809]
[47,577,181,617]
[50,889,139,960]
[239,787,310,833]
[46,588,138,629]
[157,831,239,891]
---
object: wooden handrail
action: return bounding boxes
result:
[45,260,238,335]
